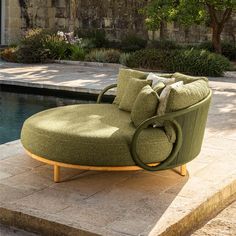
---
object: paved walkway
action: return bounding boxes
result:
[0,62,119,94]
[0,62,236,235]
[192,201,236,236]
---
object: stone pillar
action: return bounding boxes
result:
[3,0,21,44]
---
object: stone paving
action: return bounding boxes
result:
[0,62,236,235]
[0,224,36,236]
[192,201,236,236]
[0,61,119,95]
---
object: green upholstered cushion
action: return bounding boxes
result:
[21,104,175,166]
[172,72,208,84]
[131,85,159,127]
[119,78,152,112]
[153,82,166,95]
[166,80,210,112]
[156,73,173,78]
[113,68,148,105]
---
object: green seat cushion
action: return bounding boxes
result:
[113,68,148,105]
[21,104,175,166]
[166,80,210,112]
[153,82,166,95]
[131,85,159,127]
[172,72,208,84]
[119,78,152,112]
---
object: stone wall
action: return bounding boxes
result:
[2,0,236,44]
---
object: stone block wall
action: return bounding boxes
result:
[2,0,236,44]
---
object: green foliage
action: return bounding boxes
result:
[85,49,121,63]
[148,40,181,50]
[142,1,236,52]
[140,0,177,31]
[120,35,147,52]
[220,42,236,61]
[119,53,132,66]
[0,47,18,62]
[127,48,230,76]
[17,28,51,63]
[143,0,236,28]
[187,41,236,60]
[69,45,86,61]
[44,34,71,60]
[77,29,108,48]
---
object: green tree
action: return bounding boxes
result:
[142,0,236,53]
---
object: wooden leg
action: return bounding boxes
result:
[54,165,60,183]
[180,164,187,176]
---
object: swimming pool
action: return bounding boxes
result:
[0,90,94,144]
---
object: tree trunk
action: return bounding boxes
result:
[212,25,222,54]
[160,21,165,40]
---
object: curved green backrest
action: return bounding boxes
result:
[166,91,212,169]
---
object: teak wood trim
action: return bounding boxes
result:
[25,149,186,183]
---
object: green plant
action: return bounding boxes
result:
[0,47,18,62]
[44,34,71,60]
[148,40,181,50]
[69,45,86,61]
[188,41,236,60]
[121,35,147,52]
[119,53,132,66]
[142,0,236,53]
[85,49,106,62]
[85,49,121,63]
[127,48,230,76]
[221,42,236,61]
[16,28,51,63]
[77,29,108,48]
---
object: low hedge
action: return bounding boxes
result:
[85,49,121,63]
[127,49,230,76]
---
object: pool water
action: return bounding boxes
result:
[0,91,93,144]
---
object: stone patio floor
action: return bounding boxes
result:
[0,62,236,235]
[192,201,236,236]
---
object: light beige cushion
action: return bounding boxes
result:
[172,72,208,84]
[157,81,184,116]
[119,78,152,112]
[113,68,148,105]
[131,85,159,127]
[147,73,175,87]
[166,80,210,112]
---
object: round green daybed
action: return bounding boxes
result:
[21,69,212,182]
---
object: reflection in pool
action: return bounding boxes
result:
[0,91,93,144]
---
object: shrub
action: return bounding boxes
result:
[77,29,108,48]
[85,49,121,63]
[79,38,96,50]
[121,35,147,52]
[119,53,131,66]
[44,34,71,60]
[69,45,86,61]
[221,42,236,61]
[17,28,51,63]
[127,48,230,76]
[148,40,181,50]
[197,41,214,51]
[190,41,236,61]
[1,47,18,62]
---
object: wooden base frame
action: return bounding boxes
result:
[25,150,187,183]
